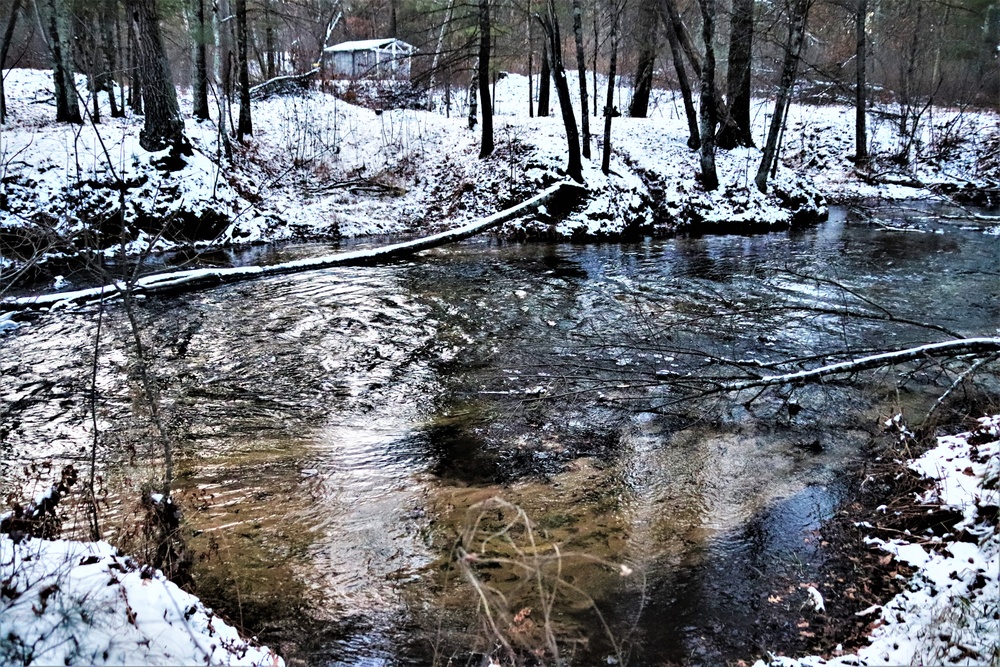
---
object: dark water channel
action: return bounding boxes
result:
[1,205,998,665]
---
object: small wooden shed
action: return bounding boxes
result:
[323,38,415,80]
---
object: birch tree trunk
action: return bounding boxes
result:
[571,0,590,158]
[755,0,810,192]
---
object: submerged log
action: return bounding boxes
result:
[2,181,586,313]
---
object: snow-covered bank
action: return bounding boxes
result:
[0,533,283,666]
[2,67,997,282]
[756,416,1000,667]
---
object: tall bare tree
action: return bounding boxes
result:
[0,0,23,123]
[37,0,83,124]
[855,0,868,165]
[189,0,211,120]
[128,0,188,153]
[755,0,811,192]
[602,0,622,174]
[629,0,658,117]
[571,0,590,158]
[235,0,252,140]
[697,0,718,190]
[538,0,582,182]
[724,0,754,146]
[478,0,494,157]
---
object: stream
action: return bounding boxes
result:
[1,204,998,665]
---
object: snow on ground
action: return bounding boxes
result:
[756,415,1000,667]
[0,531,282,666]
[2,67,997,277]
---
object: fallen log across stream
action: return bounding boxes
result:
[2,181,585,313]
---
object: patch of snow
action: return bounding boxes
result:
[0,534,283,666]
[755,415,1000,667]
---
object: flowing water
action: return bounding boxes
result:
[1,205,998,665]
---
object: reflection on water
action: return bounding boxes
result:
[1,206,999,665]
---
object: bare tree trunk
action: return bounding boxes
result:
[660,0,739,146]
[629,0,658,117]
[724,0,754,147]
[127,16,142,113]
[855,0,868,165]
[214,0,232,159]
[99,0,123,118]
[571,0,590,158]
[661,6,699,148]
[235,0,252,140]
[263,0,275,79]
[190,0,210,120]
[697,0,718,190]
[38,0,83,124]
[478,0,494,157]
[128,0,188,154]
[467,60,478,130]
[428,0,455,98]
[755,0,810,192]
[527,7,534,117]
[592,7,598,117]
[539,0,583,182]
[538,34,551,116]
[601,0,620,174]
[0,0,23,123]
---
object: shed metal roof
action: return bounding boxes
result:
[324,38,415,53]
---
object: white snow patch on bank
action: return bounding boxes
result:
[755,415,1000,667]
[0,535,283,666]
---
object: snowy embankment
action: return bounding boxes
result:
[757,415,1000,667]
[0,534,282,666]
[4,67,996,278]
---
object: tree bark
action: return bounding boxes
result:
[0,0,23,124]
[235,0,252,140]
[99,0,123,118]
[527,8,534,117]
[128,0,188,154]
[538,33,551,116]
[38,0,83,124]
[724,0,754,147]
[697,0,718,190]
[540,0,583,183]
[855,0,868,165]
[629,0,658,118]
[190,0,210,120]
[662,7,699,149]
[571,0,590,158]
[659,0,739,147]
[214,0,232,159]
[478,0,494,157]
[602,0,620,174]
[755,0,810,192]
